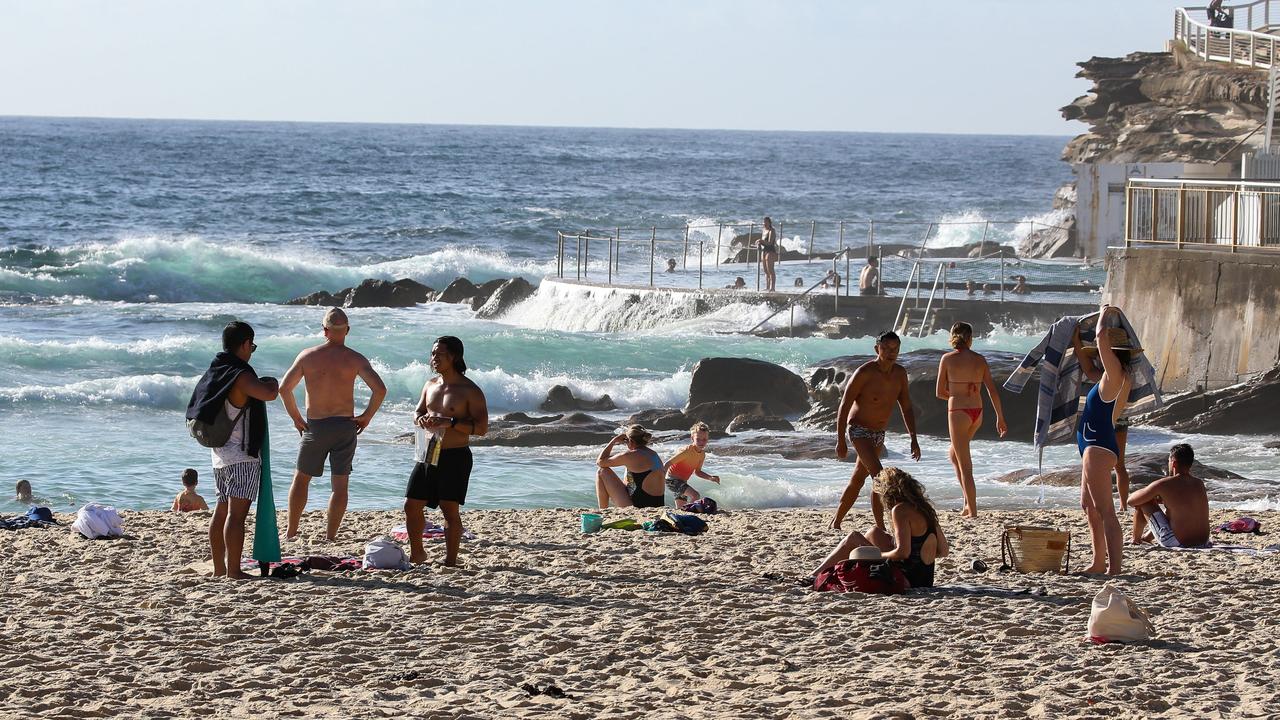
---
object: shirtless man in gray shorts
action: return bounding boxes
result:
[280,308,387,541]
[832,331,920,531]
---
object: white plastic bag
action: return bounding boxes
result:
[1087,583,1155,643]
[363,535,411,570]
[72,503,124,539]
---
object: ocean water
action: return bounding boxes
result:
[2,117,1276,515]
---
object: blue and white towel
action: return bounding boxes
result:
[1004,310,1161,451]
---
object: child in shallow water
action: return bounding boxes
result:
[15,480,33,504]
[662,422,720,508]
[172,468,209,512]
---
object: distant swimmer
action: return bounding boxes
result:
[935,322,1007,518]
[666,258,678,273]
[726,276,746,290]
[15,480,33,504]
[965,280,976,296]
[596,425,665,508]
[1130,443,1210,548]
[662,422,720,508]
[172,468,209,512]
[756,217,780,292]
[280,308,387,542]
[858,257,880,296]
[405,336,488,566]
[832,331,920,531]
[1011,275,1030,295]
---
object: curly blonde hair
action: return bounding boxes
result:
[874,467,939,533]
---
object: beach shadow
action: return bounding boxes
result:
[910,584,1085,606]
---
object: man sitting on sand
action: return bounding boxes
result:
[280,308,387,542]
[1130,443,1210,548]
[832,330,921,531]
[172,468,209,512]
[663,422,720,508]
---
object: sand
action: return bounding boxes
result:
[1,506,1277,719]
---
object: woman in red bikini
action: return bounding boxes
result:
[935,322,1007,517]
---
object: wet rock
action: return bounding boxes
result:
[625,408,692,431]
[799,350,1036,440]
[285,290,344,306]
[476,278,536,319]
[540,385,617,413]
[474,412,618,447]
[990,453,1247,496]
[687,358,810,416]
[726,415,795,433]
[438,277,480,304]
[685,401,765,433]
[1135,366,1280,435]
[344,279,422,308]
[500,412,562,425]
[469,278,510,311]
[392,278,434,304]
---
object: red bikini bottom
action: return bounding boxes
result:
[951,407,982,423]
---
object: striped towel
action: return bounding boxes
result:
[1004,310,1161,451]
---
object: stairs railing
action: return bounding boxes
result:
[747,247,854,335]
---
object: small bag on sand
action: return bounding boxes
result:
[1087,583,1155,643]
[363,536,411,570]
[1000,525,1070,573]
[71,503,124,539]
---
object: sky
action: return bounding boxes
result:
[0,0,1182,135]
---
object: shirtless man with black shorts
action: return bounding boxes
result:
[831,331,920,530]
[406,336,488,566]
[280,308,387,542]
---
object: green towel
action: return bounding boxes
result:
[600,518,643,531]
[252,414,281,563]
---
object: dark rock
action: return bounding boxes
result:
[625,408,692,431]
[990,453,1247,497]
[1265,440,1280,449]
[468,278,509,311]
[475,412,618,447]
[500,412,562,425]
[687,358,810,416]
[724,247,807,264]
[285,290,343,306]
[344,279,421,308]
[726,415,795,433]
[539,385,617,412]
[799,350,1034,440]
[685,401,765,433]
[392,278,434,303]
[476,277,537,319]
[709,435,851,462]
[1136,366,1280,435]
[438,277,480,304]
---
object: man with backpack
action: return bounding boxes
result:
[186,321,279,579]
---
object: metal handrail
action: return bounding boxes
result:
[1124,176,1280,251]
[916,263,946,338]
[892,261,922,334]
[746,248,854,335]
[1175,2,1280,69]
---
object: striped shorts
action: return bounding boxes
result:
[213,461,261,504]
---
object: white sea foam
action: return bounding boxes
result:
[0,374,195,409]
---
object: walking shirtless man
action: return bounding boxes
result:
[832,331,921,530]
[405,336,488,566]
[280,308,387,541]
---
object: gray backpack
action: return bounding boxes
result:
[187,403,247,448]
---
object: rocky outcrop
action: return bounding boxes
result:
[474,412,620,447]
[1061,48,1266,166]
[726,415,795,433]
[285,290,344,307]
[539,385,617,413]
[476,277,536,319]
[799,350,1036,440]
[686,358,810,416]
[285,278,434,307]
[625,408,693,431]
[686,401,766,433]
[990,452,1246,497]
[1135,366,1280,434]
[1020,185,1078,259]
[438,278,480,305]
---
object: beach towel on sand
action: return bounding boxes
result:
[72,503,124,539]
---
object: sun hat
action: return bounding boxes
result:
[850,545,884,561]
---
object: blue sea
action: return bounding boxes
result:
[2,117,1276,514]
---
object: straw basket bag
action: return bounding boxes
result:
[1000,525,1071,573]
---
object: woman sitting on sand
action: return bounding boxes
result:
[595,425,665,508]
[812,468,948,588]
[935,322,1007,518]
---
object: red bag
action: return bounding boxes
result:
[813,559,909,595]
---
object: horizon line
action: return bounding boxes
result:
[0,112,1080,139]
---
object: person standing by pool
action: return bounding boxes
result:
[756,216,780,292]
[831,331,921,531]
[595,425,665,508]
[1076,306,1134,575]
[279,308,387,542]
[405,336,488,567]
[935,322,1007,517]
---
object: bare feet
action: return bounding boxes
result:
[828,516,843,530]
[1080,563,1107,575]
[225,570,253,580]
[409,552,428,564]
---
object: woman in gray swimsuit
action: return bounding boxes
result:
[756,217,780,292]
[594,425,665,508]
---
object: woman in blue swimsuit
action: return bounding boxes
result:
[594,425,666,508]
[1076,305,1132,575]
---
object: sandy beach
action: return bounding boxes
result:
[1,506,1276,719]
